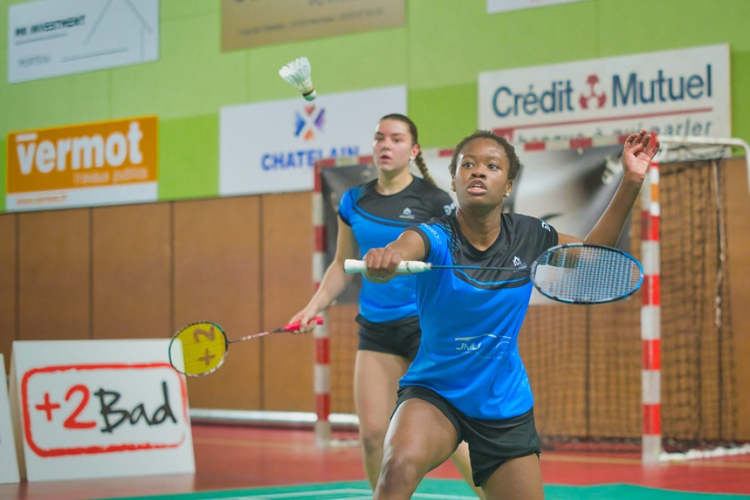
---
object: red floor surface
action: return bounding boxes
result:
[2,424,749,500]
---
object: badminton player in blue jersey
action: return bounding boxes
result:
[361,129,659,500]
[290,114,482,497]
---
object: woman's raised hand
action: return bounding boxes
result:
[622,130,660,182]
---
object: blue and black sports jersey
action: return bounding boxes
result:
[339,177,455,323]
[401,212,558,420]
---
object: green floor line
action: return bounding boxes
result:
[105,479,750,500]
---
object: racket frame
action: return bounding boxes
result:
[169,321,229,377]
[168,317,325,377]
[530,243,644,304]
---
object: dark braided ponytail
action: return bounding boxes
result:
[412,151,436,185]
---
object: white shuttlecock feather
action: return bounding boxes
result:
[279,57,317,101]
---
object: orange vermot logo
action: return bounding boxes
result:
[7,116,157,195]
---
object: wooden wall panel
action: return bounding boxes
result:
[261,192,314,412]
[0,214,17,372]
[92,204,171,339]
[725,158,750,439]
[174,197,262,410]
[18,209,90,340]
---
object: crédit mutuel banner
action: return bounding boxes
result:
[6,117,158,212]
[479,45,730,143]
[220,86,406,196]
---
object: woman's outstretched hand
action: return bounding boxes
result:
[622,130,660,182]
[362,246,403,283]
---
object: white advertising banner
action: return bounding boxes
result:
[220,86,407,196]
[487,0,585,14]
[8,0,159,83]
[9,340,194,482]
[479,45,730,144]
[0,354,21,484]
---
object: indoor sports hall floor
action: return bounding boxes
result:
[2,424,750,500]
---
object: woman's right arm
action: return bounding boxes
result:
[289,217,358,329]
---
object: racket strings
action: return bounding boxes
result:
[534,247,641,303]
[169,323,228,376]
[181,339,226,372]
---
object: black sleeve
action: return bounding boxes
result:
[517,214,559,260]
[408,226,432,262]
[539,220,559,255]
[431,189,456,218]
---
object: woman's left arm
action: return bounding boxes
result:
[558,130,659,247]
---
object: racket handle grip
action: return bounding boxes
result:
[343,259,432,274]
[284,316,324,331]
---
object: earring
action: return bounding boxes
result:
[504,192,510,198]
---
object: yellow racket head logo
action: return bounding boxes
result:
[169,322,228,376]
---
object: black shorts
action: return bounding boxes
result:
[396,385,541,487]
[356,315,421,361]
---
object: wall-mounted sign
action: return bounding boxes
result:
[220,86,406,196]
[8,0,159,83]
[479,45,730,143]
[6,116,158,212]
[221,0,405,51]
[487,0,586,14]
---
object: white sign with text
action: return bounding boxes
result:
[8,0,159,83]
[487,0,585,14]
[479,45,730,144]
[9,340,193,482]
[0,354,21,484]
[220,86,407,196]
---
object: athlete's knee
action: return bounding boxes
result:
[377,449,426,493]
[360,427,387,456]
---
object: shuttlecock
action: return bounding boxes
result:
[279,57,317,101]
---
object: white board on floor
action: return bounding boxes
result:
[0,354,21,484]
[9,340,194,482]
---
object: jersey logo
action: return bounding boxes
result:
[443,202,456,215]
[399,207,415,220]
[513,256,527,268]
[455,334,494,351]
[454,334,512,354]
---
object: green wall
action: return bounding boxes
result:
[2,0,749,210]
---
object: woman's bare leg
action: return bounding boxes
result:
[374,398,459,500]
[481,454,544,500]
[450,441,484,499]
[353,350,410,489]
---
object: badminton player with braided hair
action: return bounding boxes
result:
[361,129,659,500]
[290,113,483,498]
